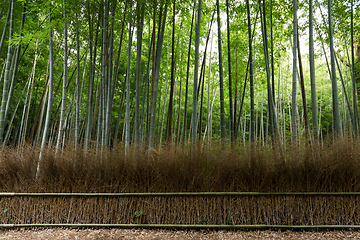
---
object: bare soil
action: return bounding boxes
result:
[0,229,359,239]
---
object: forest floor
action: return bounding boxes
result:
[0,228,359,239]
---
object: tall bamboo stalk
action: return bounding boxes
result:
[328,0,342,137]
[159,48,169,146]
[182,2,195,145]
[135,1,145,145]
[149,3,168,149]
[0,2,10,60]
[309,0,318,143]
[192,0,201,143]
[297,31,310,143]
[335,55,355,134]
[226,0,234,142]
[351,0,358,137]
[0,0,13,145]
[105,1,116,147]
[141,24,153,142]
[246,0,255,143]
[235,9,259,140]
[5,6,25,139]
[259,0,280,142]
[56,0,68,153]
[37,7,54,179]
[85,5,98,150]
[125,3,133,153]
[166,0,176,143]
[75,0,80,149]
[21,41,38,147]
[216,0,225,141]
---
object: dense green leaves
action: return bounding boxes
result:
[0,0,357,149]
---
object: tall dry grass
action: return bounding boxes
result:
[0,138,359,225]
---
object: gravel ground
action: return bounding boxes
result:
[0,229,359,239]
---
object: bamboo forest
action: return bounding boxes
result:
[0,0,359,151]
[1,0,360,228]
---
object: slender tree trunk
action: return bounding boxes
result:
[234,48,238,135]
[176,69,182,144]
[199,63,205,142]
[166,0,176,143]
[31,63,49,143]
[270,0,275,103]
[125,3,133,153]
[0,0,13,145]
[246,0,255,143]
[135,1,145,145]
[192,0,201,143]
[21,41,38,147]
[149,3,167,149]
[100,0,108,147]
[309,0,319,143]
[105,1,116,147]
[96,83,102,150]
[56,0,68,152]
[297,31,310,143]
[149,0,157,138]
[235,10,259,139]
[291,22,297,148]
[195,13,213,142]
[235,61,249,140]
[0,2,10,61]
[351,0,358,137]
[113,75,126,144]
[260,92,264,143]
[17,70,33,146]
[111,4,127,145]
[336,55,355,134]
[111,1,127,102]
[328,0,342,137]
[216,0,225,141]
[75,0,80,149]
[259,0,281,143]
[141,23,153,142]
[226,0,234,142]
[207,31,213,143]
[90,74,99,144]
[5,3,25,131]
[37,7,54,179]
[85,6,100,150]
[182,3,195,145]
[159,49,169,146]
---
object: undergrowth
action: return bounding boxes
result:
[0,137,359,193]
[0,138,359,225]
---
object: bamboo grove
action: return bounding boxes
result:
[0,0,359,153]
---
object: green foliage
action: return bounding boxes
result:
[198,216,208,223]
[0,0,357,146]
[134,210,143,218]
[226,212,233,225]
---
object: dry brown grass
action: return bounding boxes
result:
[0,138,359,225]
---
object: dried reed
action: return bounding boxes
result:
[0,138,359,225]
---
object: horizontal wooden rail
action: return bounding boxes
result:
[0,223,360,229]
[0,192,360,197]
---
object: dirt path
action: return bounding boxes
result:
[0,229,359,239]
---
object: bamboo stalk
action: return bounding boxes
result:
[1,192,360,196]
[0,223,360,229]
